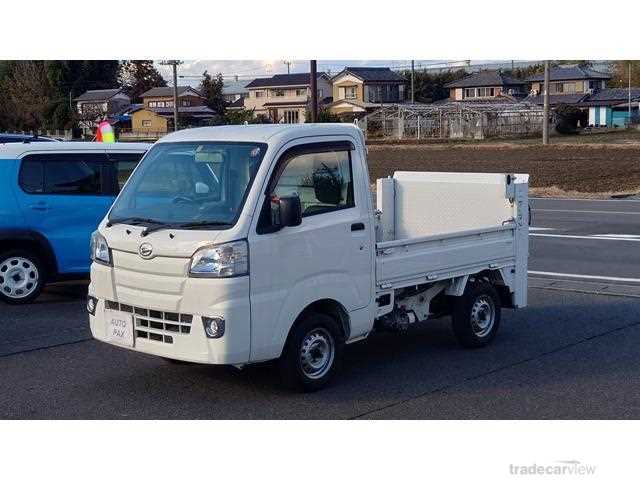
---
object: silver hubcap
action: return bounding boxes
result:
[470,295,495,338]
[299,327,335,380]
[0,257,39,299]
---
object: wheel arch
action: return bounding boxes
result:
[0,229,58,279]
[281,298,350,357]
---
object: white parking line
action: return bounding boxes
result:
[531,197,640,203]
[528,270,640,284]
[530,233,640,242]
[595,234,640,239]
[533,209,640,215]
[529,227,556,231]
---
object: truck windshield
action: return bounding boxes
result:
[109,141,267,228]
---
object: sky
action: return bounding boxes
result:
[155,60,474,86]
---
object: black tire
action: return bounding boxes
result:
[0,249,46,305]
[279,312,344,392]
[451,281,501,348]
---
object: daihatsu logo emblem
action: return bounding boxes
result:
[139,243,153,259]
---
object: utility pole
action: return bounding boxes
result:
[629,61,632,128]
[284,60,292,75]
[310,60,318,122]
[160,60,182,131]
[542,60,550,145]
[411,60,415,103]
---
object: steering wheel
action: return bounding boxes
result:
[172,195,196,205]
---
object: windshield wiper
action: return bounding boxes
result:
[140,220,231,237]
[174,221,232,229]
[107,217,166,228]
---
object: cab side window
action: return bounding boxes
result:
[272,148,354,217]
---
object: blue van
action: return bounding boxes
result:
[0,142,150,304]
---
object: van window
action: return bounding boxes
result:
[272,149,354,217]
[19,153,107,195]
[44,158,103,195]
[106,152,145,191]
[19,159,44,193]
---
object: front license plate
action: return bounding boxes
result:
[105,311,134,347]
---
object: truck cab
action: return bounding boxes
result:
[88,124,529,391]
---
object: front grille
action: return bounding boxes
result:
[105,300,192,344]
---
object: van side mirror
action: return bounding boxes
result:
[270,195,302,230]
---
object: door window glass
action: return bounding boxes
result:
[107,152,145,191]
[273,148,354,217]
[19,159,45,193]
[42,154,105,195]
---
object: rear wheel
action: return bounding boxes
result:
[451,281,501,348]
[279,312,344,392]
[0,250,46,304]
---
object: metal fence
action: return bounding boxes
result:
[357,102,545,141]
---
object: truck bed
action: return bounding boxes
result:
[374,171,529,306]
[376,224,516,290]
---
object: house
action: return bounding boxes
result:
[126,86,216,140]
[444,70,527,102]
[580,88,640,127]
[328,67,407,118]
[525,65,611,106]
[244,73,332,123]
[223,80,251,104]
[74,88,131,134]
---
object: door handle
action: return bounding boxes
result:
[28,202,49,211]
[351,222,365,232]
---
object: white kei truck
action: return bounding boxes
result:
[88,124,529,391]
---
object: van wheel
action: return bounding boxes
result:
[451,282,501,348]
[279,312,344,392]
[0,250,45,304]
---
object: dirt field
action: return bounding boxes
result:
[367,141,640,198]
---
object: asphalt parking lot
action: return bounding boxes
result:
[1,198,639,419]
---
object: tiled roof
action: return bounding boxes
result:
[527,66,611,82]
[226,97,245,109]
[262,101,308,107]
[335,67,405,82]
[140,86,203,98]
[586,87,640,102]
[147,105,215,115]
[246,73,328,88]
[445,70,526,88]
[74,88,124,102]
[524,93,588,105]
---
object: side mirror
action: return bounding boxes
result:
[270,195,302,230]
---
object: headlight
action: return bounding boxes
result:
[189,240,248,278]
[91,231,112,266]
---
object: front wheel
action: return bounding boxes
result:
[451,281,501,348]
[279,312,344,392]
[0,250,46,304]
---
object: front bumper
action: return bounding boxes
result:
[88,262,251,365]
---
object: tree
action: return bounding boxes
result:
[200,71,226,115]
[554,104,585,134]
[1,61,52,131]
[400,69,468,103]
[305,106,341,123]
[118,60,167,103]
[225,108,256,124]
[0,60,120,131]
[610,61,640,88]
